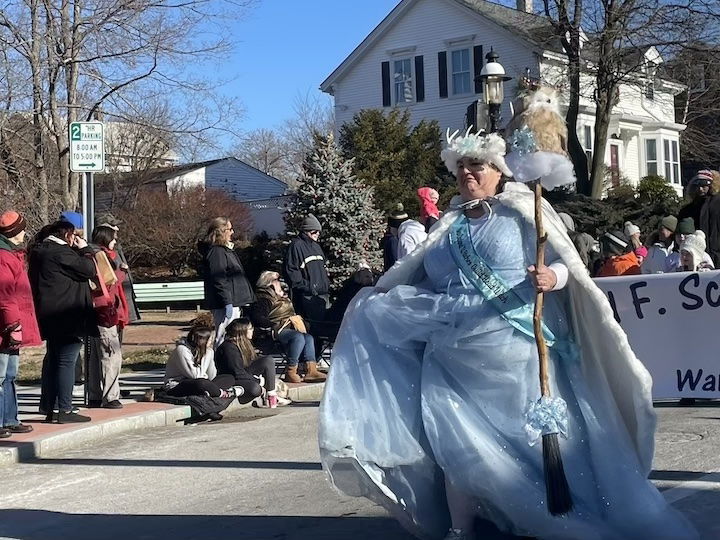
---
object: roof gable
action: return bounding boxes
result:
[320,0,560,93]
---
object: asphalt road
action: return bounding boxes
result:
[0,402,718,540]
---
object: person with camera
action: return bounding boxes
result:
[250,270,326,384]
[29,220,97,423]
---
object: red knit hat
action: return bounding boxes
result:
[0,211,26,238]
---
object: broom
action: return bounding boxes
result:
[532,180,573,516]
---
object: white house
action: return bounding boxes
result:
[97,157,291,236]
[321,0,687,192]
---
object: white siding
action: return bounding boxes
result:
[330,0,540,135]
[623,135,640,184]
[165,168,205,191]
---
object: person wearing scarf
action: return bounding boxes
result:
[319,131,696,540]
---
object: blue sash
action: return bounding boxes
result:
[448,213,557,347]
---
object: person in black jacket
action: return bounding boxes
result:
[215,318,290,408]
[283,214,331,322]
[28,220,98,424]
[679,170,713,230]
[198,217,255,347]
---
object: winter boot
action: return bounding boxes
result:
[284,365,302,383]
[303,362,327,383]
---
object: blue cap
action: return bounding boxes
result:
[59,211,84,229]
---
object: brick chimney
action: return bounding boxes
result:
[516,0,533,13]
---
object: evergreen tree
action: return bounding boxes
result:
[285,133,385,287]
[339,109,454,216]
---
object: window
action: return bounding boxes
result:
[451,48,471,95]
[645,139,658,176]
[393,58,413,104]
[583,125,593,163]
[664,139,680,184]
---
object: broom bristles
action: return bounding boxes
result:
[542,432,573,516]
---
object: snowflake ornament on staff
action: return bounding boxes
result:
[505,84,576,516]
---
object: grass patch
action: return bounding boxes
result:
[121,348,168,373]
[16,346,169,384]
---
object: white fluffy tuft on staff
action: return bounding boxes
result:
[504,86,576,190]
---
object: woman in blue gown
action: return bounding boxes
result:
[318,132,697,540]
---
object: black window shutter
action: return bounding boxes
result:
[381,61,391,107]
[415,55,425,102]
[473,45,484,94]
[438,51,448,98]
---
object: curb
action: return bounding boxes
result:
[0,380,325,468]
[286,381,325,402]
[0,404,191,468]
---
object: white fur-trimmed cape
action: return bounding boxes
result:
[377,182,656,473]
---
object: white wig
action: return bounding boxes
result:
[440,128,513,178]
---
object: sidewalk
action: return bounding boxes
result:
[1,369,325,467]
[2,310,327,468]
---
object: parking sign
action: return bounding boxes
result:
[69,121,105,173]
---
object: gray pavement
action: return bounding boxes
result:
[0,402,719,539]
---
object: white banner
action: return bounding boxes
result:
[593,271,720,399]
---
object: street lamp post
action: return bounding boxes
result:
[477,48,512,133]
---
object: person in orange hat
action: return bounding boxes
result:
[0,211,41,437]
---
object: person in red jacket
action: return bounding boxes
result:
[87,226,128,409]
[0,211,41,437]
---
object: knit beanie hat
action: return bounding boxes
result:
[660,215,677,233]
[59,211,84,230]
[676,217,696,236]
[690,170,714,187]
[680,230,707,268]
[557,212,575,232]
[0,211,26,238]
[301,213,322,232]
[601,230,630,256]
[387,203,409,228]
[624,221,640,237]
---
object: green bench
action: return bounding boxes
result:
[134,281,204,312]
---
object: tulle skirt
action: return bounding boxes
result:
[319,286,697,540]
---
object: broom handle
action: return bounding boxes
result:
[533,181,551,398]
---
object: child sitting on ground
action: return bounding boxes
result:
[215,318,290,408]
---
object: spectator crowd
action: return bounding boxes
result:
[1,169,719,433]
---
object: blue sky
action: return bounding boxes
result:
[226,0,399,132]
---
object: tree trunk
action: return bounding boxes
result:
[590,90,614,199]
[30,0,48,223]
[565,38,590,195]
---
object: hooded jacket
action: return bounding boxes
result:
[417,187,441,232]
[28,238,98,340]
[198,241,255,309]
[0,235,41,349]
[284,233,330,297]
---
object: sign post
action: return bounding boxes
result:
[69,121,104,239]
[69,121,104,408]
